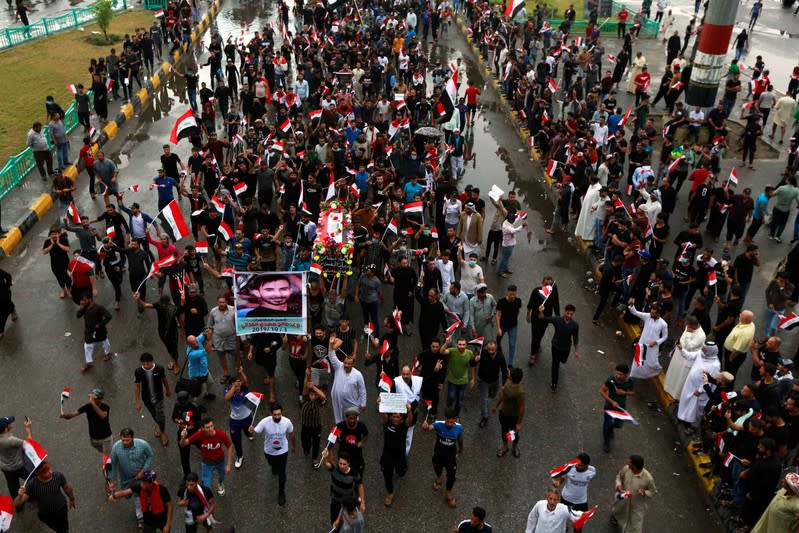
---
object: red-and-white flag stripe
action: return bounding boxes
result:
[67,202,80,223]
[546,160,558,176]
[310,263,323,275]
[604,408,639,424]
[0,495,13,532]
[379,371,394,392]
[156,200,190,242]
[403,201,423,214]
[393,308,403,335]
[22,439,48,473]
[778,313,799,330]
[233,182,248,196]
[194,241,209,254]
[218,221,233,241]
[550,458,580,477]
[327,425,341,444]
[106,226,117,239]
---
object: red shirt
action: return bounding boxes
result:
[69,257,95,289]
[188,429,231,463]
[618,11,629,22]
[689,168,711,193]
[465,86,481,106]
[80,145,94,168]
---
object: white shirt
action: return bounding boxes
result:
[688,110,705,126]
[253,416,294,456]
[560,465,597,504]
[526,501,572,533]
[591,123,609,146]
[460,263,484,294]
[436,259,455,292]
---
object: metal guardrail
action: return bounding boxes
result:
[0,0,128,50]
[0,91,92,201]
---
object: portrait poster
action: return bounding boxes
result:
[233,271,307,335]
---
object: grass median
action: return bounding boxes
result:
[0,9,157,164]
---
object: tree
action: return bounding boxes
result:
[93,0,114,41]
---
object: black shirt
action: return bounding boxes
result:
[77,402,112,440]
[497,297,522,329]
[477,352,508,383]
[733,253,756,284]
[161,153,182,180]
[335,421,368,467]
[130,482,171,528]
[382,420,409,457]
[134,365,168,405]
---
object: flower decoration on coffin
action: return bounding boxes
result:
[312,200,355,277]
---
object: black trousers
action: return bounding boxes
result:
[530,319,546,356]
[551,347,569,385]
[485,229,502,260]
[381,453,407,493]
[432,454,457,490]
[301,424,321,457]
[39,505,69,533]
[265,452,288,493]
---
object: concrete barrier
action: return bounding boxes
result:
[0,0,224,258]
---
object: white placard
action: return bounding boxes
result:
[379,392,407,413]
[488,184,504,202]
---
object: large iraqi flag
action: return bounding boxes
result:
[504,0,525,18]
[169,108,198,144]
[156,199,190,242]
[434,75,458,123]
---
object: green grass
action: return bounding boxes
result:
[0,10,156,164]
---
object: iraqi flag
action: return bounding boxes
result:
[210,195,226,214]
[607,54,616,63]
[156,200,190,242]
[504,0,525,18]
[102,453,112,478]
[61,387,71,401]
[668,156,684,175]
[721,391,738,402]
[505,430,516,442]
[150,255,176,277]
[66,83,78,94]
[779,313,799,330]
[364,322,375,337]
[243,391,264,412]
[128,184,140,192]
[66,201,80,224]
[169,108,198,144]
[604,407,639,425]
[716,433,726,453]
[550,458,580,477]
[0,495,13,532]
[218,220,233,241]
[106,226,117,240]
[743,100,756,110]
[154,8,164,17]
[619,106,633,127]
[546,160,558,177]
[22,439,48,473]
[547,78,558,94]
[633,342,644,366]
[279,118,292,133]
[434,77,458,123]
[194,241,209,254]
[327,425,341,445]
[539,284,553,302]
[571,507,597,529]
[723,452,738,467]
[309,109,323,122]
[326,173,336,201]
[379,371,394,392]
[386,217,398,234]
[310,263,323,276]
[707,270,717,286]
[468,336,484,348]
[403,201,423,214]
[728,167,738,188]
[446,320,462,334]
[393,308,404,335]
[233,182,248,197]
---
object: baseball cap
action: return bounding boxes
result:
[474,283,488,292]
[780,358,795,369]
[91,388,105,400]
[0,416,15,430]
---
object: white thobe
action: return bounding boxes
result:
[574,182,602,241]
[628,306,668,379]
[678,355,721,425]
[328,351,367,424]
[663,327,707,398]
[525,501,572,533]
[394,375,423,455]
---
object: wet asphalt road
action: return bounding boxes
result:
[0,1,732,532]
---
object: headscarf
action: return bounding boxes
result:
[786,473,799,495]
[701,341,719,360]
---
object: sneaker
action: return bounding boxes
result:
[278,491,286,506]
[490,258,497,265]
[478,417,488,428]
[235,457,243,469]
[775,237,782,243]
[551,383,558,393]
[217,483,225,496]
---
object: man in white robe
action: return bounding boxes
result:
[328,347,367,424]
[678,343,721,427]
[394,365,423,455]
[664,316,706,398]
[627,300,668,379]
[574,178,603,241]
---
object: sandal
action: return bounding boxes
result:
[81,363,93,373]
[102,354,112,362]
[445,495,458,508]
[528,355,537,367]
[160,434,170,447]
[167,361,175,371]
[433,479,442,491]
[496,448,508,457]
[512,448,521,458]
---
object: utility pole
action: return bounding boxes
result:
[685,0,739,107]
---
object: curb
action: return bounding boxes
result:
[0,0,224,259]
[454,10,720,501]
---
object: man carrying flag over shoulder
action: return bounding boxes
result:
[551,452,597,527]
[0,416,34,498]
[599,364,634,452]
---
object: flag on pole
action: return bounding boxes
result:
[310,263,323,275]
[633,343,644,366]
[550,458,580,477]
[707,270,717,286]
[505,430,516,442]
[392,308,403,335]
[667,156,684,175]
[218,221,233,241]
[0,495,13,532]
[309,109,323,121]
[102,453,112,479]
[156,200,190,242]
[243,391,264,412]
[364,322,375,337]
[327,425,342,445]
[279,118,292,133]
[194,242,209,255]
[546,160,558,177]
[386,218,398,234]
[716,433,726,453]
[66,84,77,94]
[22,439,48,473]
[721,391,738,402]
[210,195,226,214]
[778,313,799,330]
[446,320,462,334]
[434,77,458,123]
[61,388,71,401]
[728,167,738,188]
[547,78,558,93]
[468,337,485,348]
[106,226,117,240]
[619,107,632,127]
[379,371,394,392]
[403,201,423,214]
[604,407,639,424]
[66,202,80,224]
[411,357,421,376]
[169,108,199,144]
[571,507,598,529]
[723,452,738,467]
[149,255,176,277]
[539,285,553,301]
[233,182,248,197]
[128,184,140,192]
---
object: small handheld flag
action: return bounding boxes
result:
[327,426,341,445]
[66,202,80,224]
[194,241,209,254]
[604,407,639,425]
[0,495,13,532]
[550,458,580,477]
[379,371,394,392]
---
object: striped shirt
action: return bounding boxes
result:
[301,398,322,428]
[110,438,154,488]
[329,465,361,503]
[25,471,68,513]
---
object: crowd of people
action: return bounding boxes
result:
[2,0,799,531]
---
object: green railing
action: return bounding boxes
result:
[0,91,92,201]
[0,0,127,50]
[143,0,168,10]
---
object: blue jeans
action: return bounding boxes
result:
[201,459,225,488]
[55,142,70,169]
[229,415,253,459]
[676,290,691,319]
[447,382,467,416]
[187,87,198,112]
[497,325,518,366]
[764,306,783,337]
[731,459,746,506]
[593,218,603,251]
[498,245,514,273]
[734,47,744,62]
